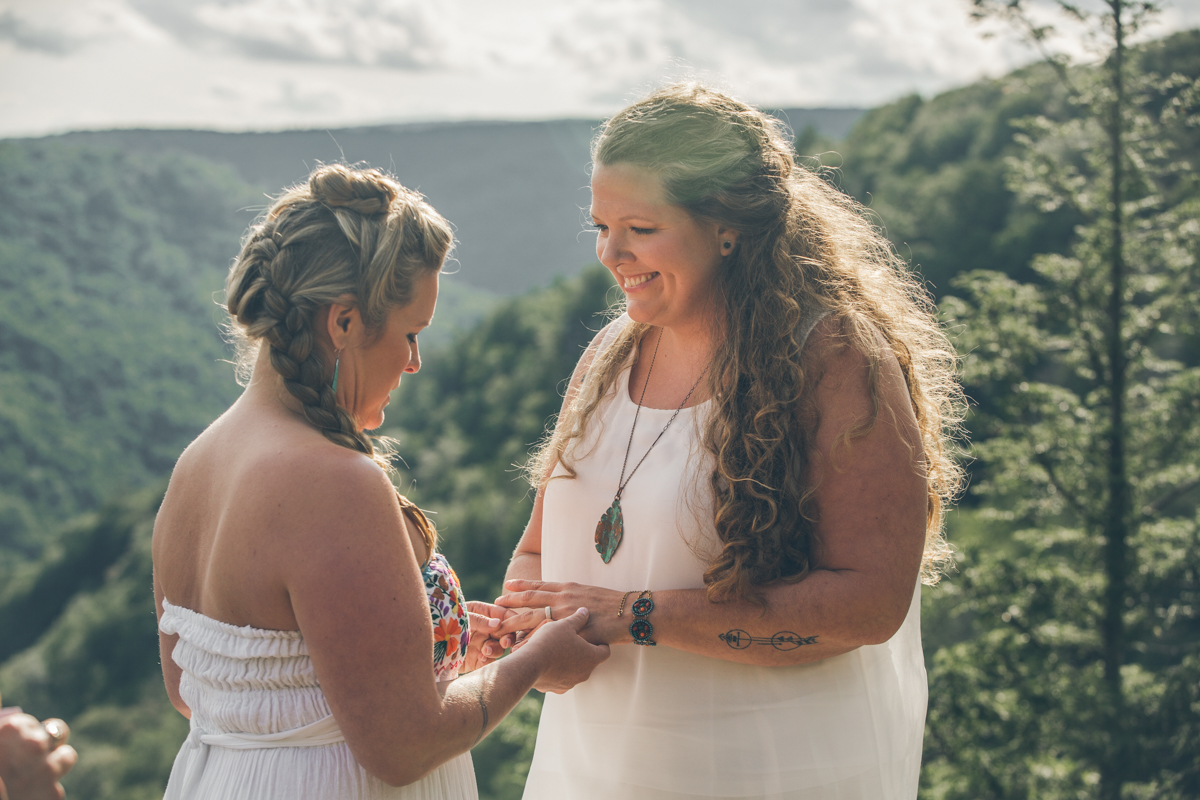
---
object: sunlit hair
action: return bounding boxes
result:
[224,164,452,552]
[528,83,965,604]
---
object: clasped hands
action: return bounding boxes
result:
[463,580,624,671]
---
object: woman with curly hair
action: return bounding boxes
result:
[152,165,608,800]
[495,84,964,799]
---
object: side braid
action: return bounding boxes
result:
[251,238,377,461]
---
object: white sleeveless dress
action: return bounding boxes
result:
[524,314,927,800]
[158,596,477,800]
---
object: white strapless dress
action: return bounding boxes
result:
[159,599,477,800]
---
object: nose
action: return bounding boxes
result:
[596,229,627,270]
[405,341,421,374]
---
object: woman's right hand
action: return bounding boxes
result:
[0,706,76,800]
[517,608,610,694]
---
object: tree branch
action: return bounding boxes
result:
[1141,476,1200,518]
[1034,451,1096,526]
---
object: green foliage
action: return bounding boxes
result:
[925,18,1200,798]
[836,65,1083,294]
[0,486,160,664]
[924,511,1200,798]
[0,486,185,800]
[0,140,257,562]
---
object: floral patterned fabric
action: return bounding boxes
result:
[424,552,470,681]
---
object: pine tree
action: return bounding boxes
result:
[926,3,1200,796]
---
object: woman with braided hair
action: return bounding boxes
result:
[493,84,964,798]
[151,164,608,800]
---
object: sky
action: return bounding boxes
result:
[2,0,1199,138]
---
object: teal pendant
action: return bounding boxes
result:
[594,497,624,563]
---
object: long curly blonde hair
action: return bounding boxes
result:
[529,84,964,603]
[224,164,453,551]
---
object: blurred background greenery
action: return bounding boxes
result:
[0,19,1197,800]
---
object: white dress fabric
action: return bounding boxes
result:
[524,314,927,800]
[159,599,477,800]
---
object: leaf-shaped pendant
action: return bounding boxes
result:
[594,497,624,564]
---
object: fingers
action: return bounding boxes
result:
[465,600,512,621]
[466,611,502,634]
[493,608,549,638]
[494,590,555,609]
[40,719,68,752]
[503,579,553,592]
[563,606,590,632]
[47,745,77,778]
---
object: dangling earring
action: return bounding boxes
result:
[331,351,341,393]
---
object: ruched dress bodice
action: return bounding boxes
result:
[159,579,476,799]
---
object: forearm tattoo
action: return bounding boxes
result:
[718,630,819,651]
[472,686,489,746]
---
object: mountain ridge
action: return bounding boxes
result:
[14,108,865,296]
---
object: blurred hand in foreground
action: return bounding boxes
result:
[0,696,77,800]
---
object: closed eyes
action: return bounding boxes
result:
[590,223,656,235]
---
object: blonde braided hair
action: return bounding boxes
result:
[225,164,453,551]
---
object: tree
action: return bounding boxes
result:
[928,3,1200,797]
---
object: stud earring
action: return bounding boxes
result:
[722,241,733,251]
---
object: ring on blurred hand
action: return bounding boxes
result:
[42,718,69,750]
[544,606,553,621]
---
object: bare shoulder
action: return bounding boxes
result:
[259,437,400,525]
[802,313,917,449]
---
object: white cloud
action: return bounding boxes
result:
[131,0,452,68]
[1,0,1198,137]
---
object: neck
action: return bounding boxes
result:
[244,344,307,419]
[653,316,717,369]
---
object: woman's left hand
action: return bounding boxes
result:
[496,580,628,647]
[462,601,514,672]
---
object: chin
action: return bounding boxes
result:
[624,301,660,326]
[356,411,385,433]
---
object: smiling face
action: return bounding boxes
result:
[590,162,734,333]
[337,269,439,431]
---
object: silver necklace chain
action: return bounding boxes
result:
[614,328,711,501]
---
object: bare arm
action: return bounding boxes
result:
[505,491,544,586]
[498,322,929,667]
[154,568,190,720]
[503,321,614,596]
[285,455,608,787]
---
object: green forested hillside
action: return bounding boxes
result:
[834,30,1200,296]
[42,108,863,298]
[0,142,255,565]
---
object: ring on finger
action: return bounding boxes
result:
[544,606,553,621]
[42,718,69,750]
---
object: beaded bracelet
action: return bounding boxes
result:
[629,590,657,646]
